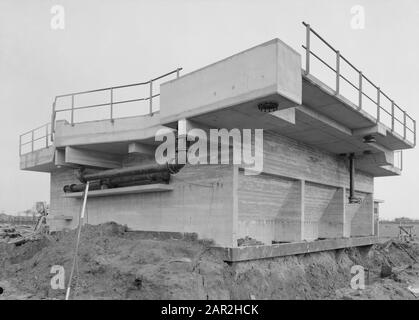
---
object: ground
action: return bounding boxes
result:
[0,222,419,300]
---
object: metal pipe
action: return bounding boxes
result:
[305,23,311,75]
[71,94,74,126]
[110,88,114,123]
[358,71,363,109]
[64,172,170,193]
[349,153,355,201]
[391,101,395,131]
[78,162,184,183]
[376,87,381,122]
[336,50,340,94]
[149,81,153,114]
[31,130,34,152]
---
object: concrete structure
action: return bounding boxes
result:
[19,25,415,260]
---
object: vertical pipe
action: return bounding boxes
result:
[149,80,153,115]
[358,72,363,109]
[349,153,355,202]
[391,101,395,131]
[336,51,340,94]
[110,88,114,123]
[71,94,74,126]
[305,24,310,75]
[403,111,407,139]
[376,87,381,123]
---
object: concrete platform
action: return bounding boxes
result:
[219,236,378,262]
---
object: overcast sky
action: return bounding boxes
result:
[0,0,418,219]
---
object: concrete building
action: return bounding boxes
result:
[19,24,415,261]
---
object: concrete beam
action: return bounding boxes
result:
[218,236,378,262]
[54,148,66,166]
[268,107,296,125]
[356,152,393,167]
[352,124,387,137]
[296,105,352,136]
[178,118,212,138]
[128,142,155,155]
[64,146,122,169]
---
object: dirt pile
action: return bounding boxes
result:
[0,222,418,300]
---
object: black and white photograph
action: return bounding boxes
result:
[1,0,419,307]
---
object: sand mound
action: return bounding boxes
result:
[0,223,418,300]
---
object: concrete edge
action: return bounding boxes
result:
[213,236,379,262]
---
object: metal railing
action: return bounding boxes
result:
[19,122,52,156]
[50,68,182,138]
[302,22,416,147]
[394,150,403,171]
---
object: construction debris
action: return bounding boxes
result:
[0,224,37,244]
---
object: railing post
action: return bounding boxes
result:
[376,87,380,123]
[401,150,403,171]
[110,88,114,123]
[403,111,407,139]
[335,50,340,94]
[71,94,74,126]
[45,124,49,148]
[358,71,363,109]
[51,101,56,141]
[149,80,153,115]
[19,135,22,156]
[305,23,310,75]
[391,101,395,131]
[176,68,180,78]
[31,130,34,152]
[414,120,417,146]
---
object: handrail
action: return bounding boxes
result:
[302,22,416,153]
[50,67,182,139]
[19,122,52,156]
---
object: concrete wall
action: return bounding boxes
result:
[346,191,374,237]
[49,129,374,247]
[159,39,302,124]
[235,131,374,245]
[49,163,236,247]
[237,173,303,244]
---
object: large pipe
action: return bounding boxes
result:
[78,162,184,183]
[348,153,360,203]
[64,171,171,193]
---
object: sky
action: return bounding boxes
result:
[0,0,418,219]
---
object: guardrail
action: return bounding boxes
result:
[50,68,182,138]
[394,150,403,171]
[19,122,52,156]
[302,22,416,148]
